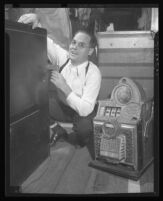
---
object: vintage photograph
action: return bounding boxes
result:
[5,5,159,196]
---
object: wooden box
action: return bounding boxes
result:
[97,31,154,100]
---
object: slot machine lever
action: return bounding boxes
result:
[143,102,154,138]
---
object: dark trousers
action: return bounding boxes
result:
[49,90,98,145]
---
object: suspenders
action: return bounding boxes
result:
[59,58,70,73]
[85,62,90,76]
[59,58,90,76]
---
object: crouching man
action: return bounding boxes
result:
[18,13,101,147]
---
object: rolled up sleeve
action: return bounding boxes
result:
[66,70,101,116]
[47,37,68,66]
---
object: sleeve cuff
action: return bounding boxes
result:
[66,91,81,113]
[66,91,76,103]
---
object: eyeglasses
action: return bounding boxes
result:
[70,40,89,49]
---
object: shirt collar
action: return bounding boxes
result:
[69,60,89,70]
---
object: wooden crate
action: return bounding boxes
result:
[97,31,154,99]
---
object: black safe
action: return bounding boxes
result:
[5,20,50,188]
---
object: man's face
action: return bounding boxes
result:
[69,32,93,65]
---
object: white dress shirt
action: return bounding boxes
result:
[47,37,101,116]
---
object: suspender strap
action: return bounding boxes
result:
[85,62,90,76]
[59,58,70,73]
[59,59,90,77]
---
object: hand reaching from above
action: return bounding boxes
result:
[18,13,40,29]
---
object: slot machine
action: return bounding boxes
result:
[89,77,154,180]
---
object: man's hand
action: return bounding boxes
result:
[18,13,40,29]
[50,71,72,97]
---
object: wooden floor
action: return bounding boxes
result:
[21,139,154,195]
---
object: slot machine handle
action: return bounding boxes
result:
[143,102,154,138]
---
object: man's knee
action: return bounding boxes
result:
[75,117,93,138]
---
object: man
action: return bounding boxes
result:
[18,13,101,148]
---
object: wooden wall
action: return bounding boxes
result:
[97,31,154,100]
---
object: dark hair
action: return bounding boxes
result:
[74,29,97,49]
